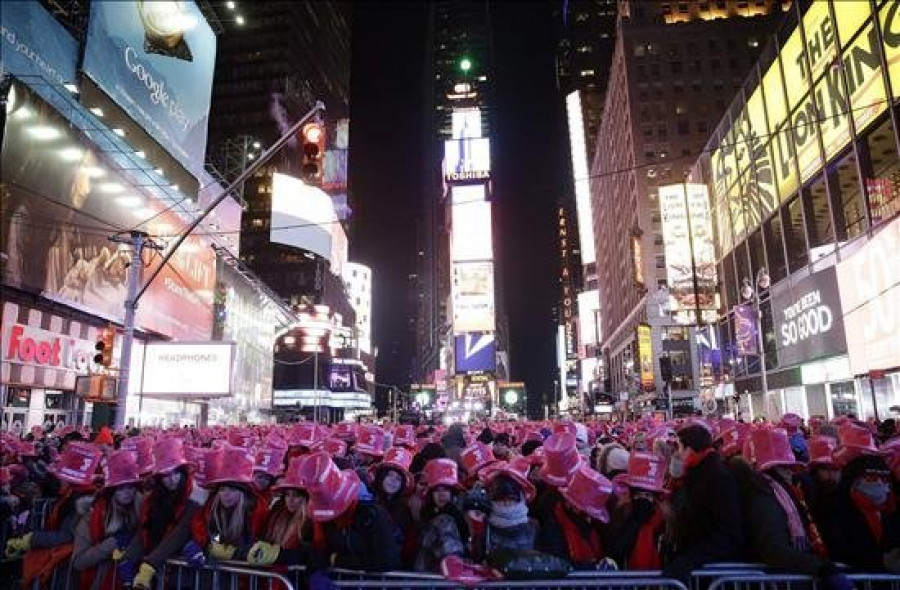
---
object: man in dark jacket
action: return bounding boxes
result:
[663,423,743,582]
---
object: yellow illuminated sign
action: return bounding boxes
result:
[637,324,654,392]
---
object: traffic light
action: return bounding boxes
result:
[459,57,472,72]
[300,122,325,185]
[93,327,115,368]
[659,355,672,382]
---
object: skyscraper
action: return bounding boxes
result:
[416,1,507,416]
[590,0,786,416]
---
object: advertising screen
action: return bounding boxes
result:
[454,332,496,373]
[342,263,372,355]
[771,267,847,367]
[82,1,217,178]
[444,138,491,182]
[733,304,759,356]
[837,218,900,375]
[1,2,78,87]
[141,342,234,397]
[270,172,338,262]
[577,289,601,348]
[637,324,654,392]
[451,201,493,261]
[1,83,214,340]
[452,108,482,139]
[452,261,495,333]
[659,184,717,320]
[451,184,486,205]
[566,91,595,265]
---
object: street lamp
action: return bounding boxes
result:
[741,267,771,402]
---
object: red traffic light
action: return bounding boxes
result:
[300,123,326,184]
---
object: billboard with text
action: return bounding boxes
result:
[444,138,491,182]
[454,332,496,373]
[452,262,495,333]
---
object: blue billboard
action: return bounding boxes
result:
[455,332,497,374]
[0,2,77,87]
[82,1,217,179]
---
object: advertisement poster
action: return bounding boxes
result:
[444,138,491,182]
[1,82,214,340]
[451,200,493,261]
[454,332,496,374]
[0,1,78,87]
[637,323,654,392]
[771,267,847,367]
[82,1,217,178]
[141,342,234,397]
[733,304,759,356]
[659,183,717,322]
[451,261,495,333]
[269,172,337,262]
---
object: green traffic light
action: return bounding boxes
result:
[460,58,472,72]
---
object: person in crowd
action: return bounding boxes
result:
[782,414,810,463]
[188,444,268,563]
[123,437,204,590]
[72,450,144,590]
[804,436,841,528]
[370,447,417,567]
[441,425,467,467]
[414,458,468,572]
[476,428,494,446]
[353,426,386,475]
[409,442,447,476]
[734,429,850,587]
[492,433,513,462]
[253,438,288,505]
[473,457,537,559]
[299,451,401,576]
[662,423,743,582]
[533,434,581,531]
[825,425,900,571]
[595,443,630,480]
[607,452,669,570]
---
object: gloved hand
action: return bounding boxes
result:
[247,541,281,566]
[821,572,854,590]
[308,571,336,590]
[112,548,127,562]
[132,563,156,589]
[5,532,32,557]
[182,540,206,567]
[208,541,236,561]
[116,560,137,586]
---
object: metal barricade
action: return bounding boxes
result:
[160,558,296,590]
[691,568,766,590]
[331,576,690,590]
[708,573,900,590]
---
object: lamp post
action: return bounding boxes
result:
[741,268,771,401]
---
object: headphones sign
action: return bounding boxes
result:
[771,267,847,367]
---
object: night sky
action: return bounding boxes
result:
[350,2,569,414]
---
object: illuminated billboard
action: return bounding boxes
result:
[444,138,491,182]
[659,183,717,322]
[270,172,338,262]
[451,201,493,261]
[452,261,495,333]
[637,324,654,392]
[454,332,496,373]
[577,289,601,348]
[565,91,595,265]
[708,0,896,249]
[342,263,372,355]
[141,342,235,397]
[452,108,482,139]
[451,184,487,205]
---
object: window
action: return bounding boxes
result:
[671,61,683,74]
[764,213,788,284]
[826,151,866,242]
[861,117,900,229]
[802,174,835,259]
[783,196,809,272]
[580,69,596,77]
[642,125,654,138]
[634,44,646,57]
[696,120,708,134]
[748,229,766,281]
[678,120,690,135]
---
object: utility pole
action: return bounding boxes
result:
[111,101,326,430]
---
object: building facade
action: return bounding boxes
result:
[686,0,900,421]
[590,1,785,416]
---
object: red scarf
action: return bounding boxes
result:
[852,489,884,544]
[140,474,194,550]
[628,508,664,570]
[553,502,604,564]
[190,490,268,549]
[79,496,117,590]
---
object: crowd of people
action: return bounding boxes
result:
[0,413,898,589]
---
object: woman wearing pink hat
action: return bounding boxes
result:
[72,450,144,590]
[607,451,668,570]
[471,457,538,560]
[370,447,417,567]
[414,458,468,572]
[188,445,269,564]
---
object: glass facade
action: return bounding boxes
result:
[690,0,900,420]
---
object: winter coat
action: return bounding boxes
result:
[537,496,606,568]
[662,451,743,582]
[189,490,268,561]
[607,498,665,570]
[72,496,140,590]
[309,500,401,573]
[127,475,202,570]
[377,493,418,567]
[414,510,467,572]
[823,490,900,571]
[485,520,538,555]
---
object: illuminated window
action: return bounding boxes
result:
[580,69,596,77]
[748,37,759,48]
[577,45,594,53]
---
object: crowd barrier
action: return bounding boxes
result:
[159,558,296,590]
[708,574,900,590]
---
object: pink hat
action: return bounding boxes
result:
[526,446,546,467]
[17,442,38,458]
[747,428,806,472]
[808,436,837,468]
[393,425,416,449]
[424,458,463,493]
[228,429,255,448]
[121,436,155,475]
[553,421,577,437]
[538,433,582,487]
[254,445,287,477]
[185,446,221,487]
[288,423,325,449]
[781,413,803,432]
[372,446,414,492]
[48,442,102,486]
[274,454,315,492]
[833,424,882,468]
[624,451,667,493]
[206,444,255,487]
[298,453,361,522]
[103,450,143,489]
[322,438,347,458]
[152,437,190,475]
[440,555,501,585]
[718,423,751,458]
[333,422,358,441]
[559,464,614,522]
[484,456,536,502]
[355,426,386,457]
[880,438,900,481]
[459,441,497,479]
